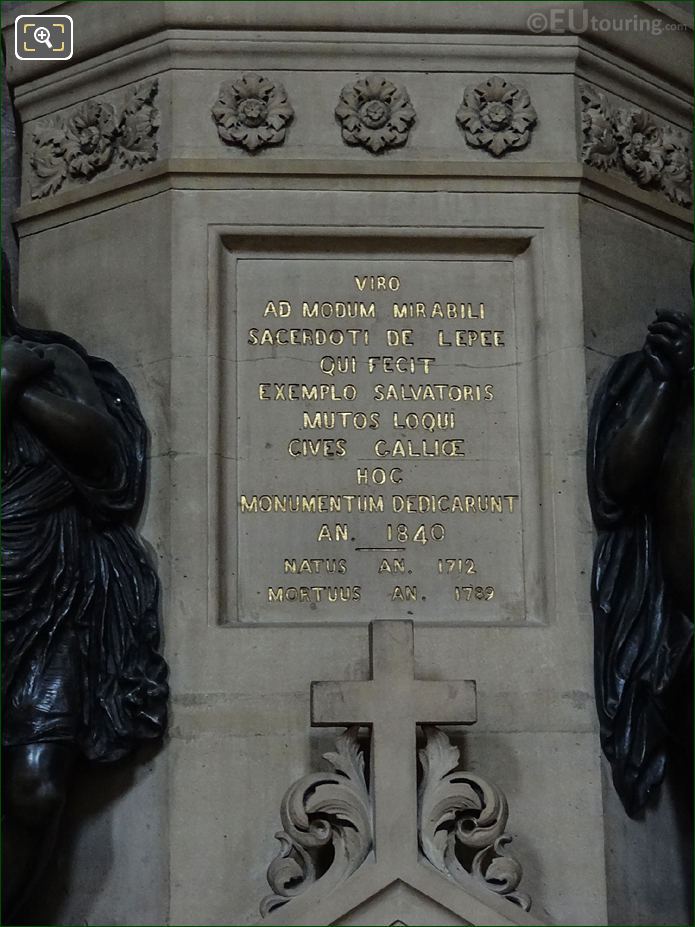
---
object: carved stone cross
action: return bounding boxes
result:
[261,619,539,925]
[311,619,477,868]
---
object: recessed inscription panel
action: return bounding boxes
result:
[227,256,528,624]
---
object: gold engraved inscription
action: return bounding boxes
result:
[236,259,523,621]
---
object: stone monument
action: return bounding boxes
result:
[2,2,692,924]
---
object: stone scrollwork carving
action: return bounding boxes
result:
[417,726,531,912]
[28,79,160,199]
[211,73,294,152]
[260,727,373,916]
[335,75,416,153]
[260,624,538,924]
[580,84,692,207]
[456,76,537,157]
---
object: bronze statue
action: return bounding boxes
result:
[588,306,692,816]
[1,253,168,919]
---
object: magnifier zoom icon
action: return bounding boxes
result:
[34,25,53,48]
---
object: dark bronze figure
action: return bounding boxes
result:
[1,253,168,919]
[588,306,692,817]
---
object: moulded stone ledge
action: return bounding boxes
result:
[2,0,692,91]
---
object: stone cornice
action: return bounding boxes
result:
[3,1,692,92]
[6,30,691,131]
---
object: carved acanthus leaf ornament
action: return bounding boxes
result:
[580,84,692,207]
[418,726,531,912]
[28,79,160,199]
[260,727,372,916]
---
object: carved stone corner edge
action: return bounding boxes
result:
[580,82,693,209]
[27,78,160,200]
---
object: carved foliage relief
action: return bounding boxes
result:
[581,85,692,207]
[29,75,689,213]
[261,726,531,917]
[261,728,372,916]
[29,79,160,199]
[418,727,531,912]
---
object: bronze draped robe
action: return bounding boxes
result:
[2,348,168,763]
[587,351,692,816]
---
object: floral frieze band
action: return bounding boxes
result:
[335,75,416,153]
[212,73,294,152]
[456,76,537,157]
[28,73,690,214]
[28,79,159,199]
[581,85,692,208]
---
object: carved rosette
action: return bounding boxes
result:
[28,79,160,199]
[335,76,416,153]
[212,73,294,152]
[260,727,373,916]
[580,84,692,208]
[456,76,537,157]
[417,727,531,912]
